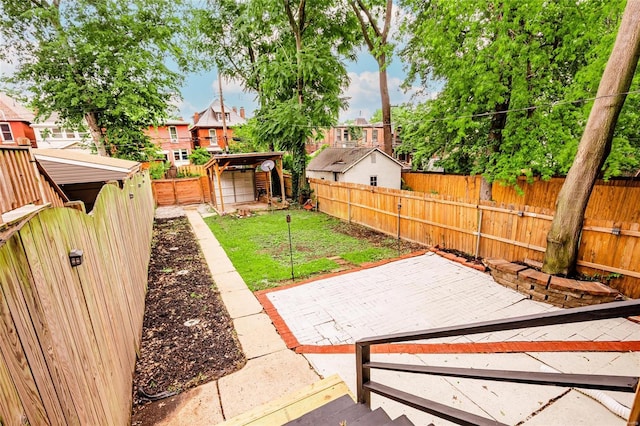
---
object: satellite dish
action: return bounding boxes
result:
[261,160,275,172]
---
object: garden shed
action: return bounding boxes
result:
[307,147,403,189]
[203,152,285,213]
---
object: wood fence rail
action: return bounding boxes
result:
[0,172,154,425]
[310,178,640,298]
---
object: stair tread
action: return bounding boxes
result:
[284,395,359,425]
[383,414,416,426]
[348,407,392,426]
[320,402,371,425]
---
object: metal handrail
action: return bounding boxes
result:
[355,299,640,425]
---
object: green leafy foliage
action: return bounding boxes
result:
[398,0,636,183]
[149,161,170,179]
[188,147,212,165]
[0,0,193,158]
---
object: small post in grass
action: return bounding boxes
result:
[397,200,402,255]
[286,214,295,280]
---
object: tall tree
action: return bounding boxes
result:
[249,0,358,198]
[399,0,625,199]
[542,0,640,276]
[349,0,394,155]
[0,0,189,158]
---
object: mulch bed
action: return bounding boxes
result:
[131,217,245,420]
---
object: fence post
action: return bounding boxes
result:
[172,180,178,205]
[348,187,351,223]
[475,208,483,258]
[397,197,402,240]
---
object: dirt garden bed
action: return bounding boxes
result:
[131,217,246,424]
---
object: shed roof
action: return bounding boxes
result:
[33,149,140,184]
[204,151,285,169]
[307,147,402,173]
[0,93,35,122]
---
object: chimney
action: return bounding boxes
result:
[193,111,200,124]
[239,107,245,119]
[232,106,237,114]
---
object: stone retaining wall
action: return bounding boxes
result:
[485,259,621,308]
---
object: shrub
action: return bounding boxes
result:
[149,161,170,179]
[189,147,211,165]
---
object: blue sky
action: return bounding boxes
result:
[176,48,429,125]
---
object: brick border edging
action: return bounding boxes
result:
[428,246,487,272]
[485,259,622,308]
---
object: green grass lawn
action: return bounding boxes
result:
[204,209,413,291]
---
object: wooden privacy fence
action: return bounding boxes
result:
[151,173,293,206]
[152,176,211,206]
[177,164,206,177]
[0,172,154,425]
[310,178,640,298]
[403,173,640,222]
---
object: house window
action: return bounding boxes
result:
[370,176,378,186]
[363,129,368,143]
[335,129,341,141]
[215,112,231,121]
[343,129,349,140]
[169,126,178,143]
[0,123,13,142]
[209,129,219,146]
[372,129,378,143]
[173,149,189,161]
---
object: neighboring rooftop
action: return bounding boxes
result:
[307,147,403,174]
[0,93,35,122]
[191,99,247,129]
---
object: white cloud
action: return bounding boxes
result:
[340,70,428,122]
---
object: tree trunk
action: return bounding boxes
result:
[542,1,640,276]
[84,112,108,156]
[479,177,492,201]
[378,54,393,156]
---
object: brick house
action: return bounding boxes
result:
[190,99,246,153]
[0,93,36,147]
[146,119,192,166]
[309,117,394,153]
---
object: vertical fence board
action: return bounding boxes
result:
[0,340,25,426]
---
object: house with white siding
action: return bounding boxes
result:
[306,147,403,189]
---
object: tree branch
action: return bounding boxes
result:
[283,0,299,35]
[349,0,375,52]
[380,0,392,42]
